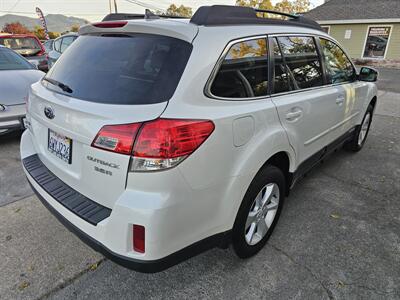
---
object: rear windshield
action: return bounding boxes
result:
[44,34,193,105]
[0,37,42,56]
[0,47,34,70]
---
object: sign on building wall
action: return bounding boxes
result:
[363,26,392,58]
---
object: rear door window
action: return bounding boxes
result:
[53,38,62,52]
[60,36,75,53]
[277,36,324,89]
[44,34,192,105]
[319,38,356,84]
[210,38,269,99]
[271,38,295,94]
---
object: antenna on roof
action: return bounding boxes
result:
[144,9,160,20]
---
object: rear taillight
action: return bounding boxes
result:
[92,123,141,155]
[132,119,215,171]
[91,119,215,171]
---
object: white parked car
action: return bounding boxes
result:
[21,6,378,272]
[0,45,44,135]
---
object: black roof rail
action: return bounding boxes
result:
[190,5,322,31]
[102,12,187,22]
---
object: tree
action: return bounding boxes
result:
[48,32,60,39]
[33,25,46,40]
[70,25,80,32]
[236,0,273,10]
[236,0,310,14]
[165,4,193,17]
[274,0,310,13]
[2,22,31,34]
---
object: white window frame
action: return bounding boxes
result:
[321,26,330,34]
[361,24,393,60]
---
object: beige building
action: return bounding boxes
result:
[305,0,400,61]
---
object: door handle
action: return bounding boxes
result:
[336,96,345,106]
[285,110,303,121]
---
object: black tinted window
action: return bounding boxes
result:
[320,38,355,84]
[211,38,268,99]
[277,36,323,89]
[44,34,192,105]
[272,38,294,94]
[0,48,34,70]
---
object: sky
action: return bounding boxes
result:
[0,0,324,22]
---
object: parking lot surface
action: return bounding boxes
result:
[1,68,399,299]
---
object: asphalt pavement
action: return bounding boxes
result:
[0,68,399,299]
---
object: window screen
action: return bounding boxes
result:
[210,38,269,99]
[277,36,323,89]
[320,38,355,84]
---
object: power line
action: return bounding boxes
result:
[123,0,165,12]
[0,10,106,16]
[7,0,22,12]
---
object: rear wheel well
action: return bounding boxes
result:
[370,96,377,109]
[265,152,291,195]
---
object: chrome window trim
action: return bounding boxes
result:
[204,35,270,101]
[204,32,359,101]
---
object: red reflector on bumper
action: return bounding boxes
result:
[133,225,145,253]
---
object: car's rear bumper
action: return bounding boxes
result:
[0,104,25,134]
[28,179,229,273]
[21,130,231,273]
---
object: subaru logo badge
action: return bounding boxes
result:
[0,104,6,112]
[44,106,55,119]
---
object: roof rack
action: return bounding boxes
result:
[102,11,187,22]
[190,5,322,31]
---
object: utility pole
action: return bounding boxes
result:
[113,0,118,13]
[108,0,112,13]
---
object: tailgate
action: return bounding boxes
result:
[27,82,167,209]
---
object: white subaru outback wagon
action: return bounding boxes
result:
[21,5,378,272]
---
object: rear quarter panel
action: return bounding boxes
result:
[162,29,294,234]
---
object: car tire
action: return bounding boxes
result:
[232,165,286,258]
[344,104,374,152]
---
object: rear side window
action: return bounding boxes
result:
[210,38,269,99]
[277,36,323,89]
[320,38,356,84]
[0,37,41,56]
[44,34,192,105]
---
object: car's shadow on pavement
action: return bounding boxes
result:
[0,130,33,207]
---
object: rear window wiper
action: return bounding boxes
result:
[42,77,73,94]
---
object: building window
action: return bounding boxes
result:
[321,26,330,34]
[363,26,392,59]
[344,30,352,39]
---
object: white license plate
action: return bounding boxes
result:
[48,129,72,164]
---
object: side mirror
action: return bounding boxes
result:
[358,67,378,82]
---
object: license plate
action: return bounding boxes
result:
[48,129,72,164]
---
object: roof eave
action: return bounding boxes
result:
[317,18,400,25]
